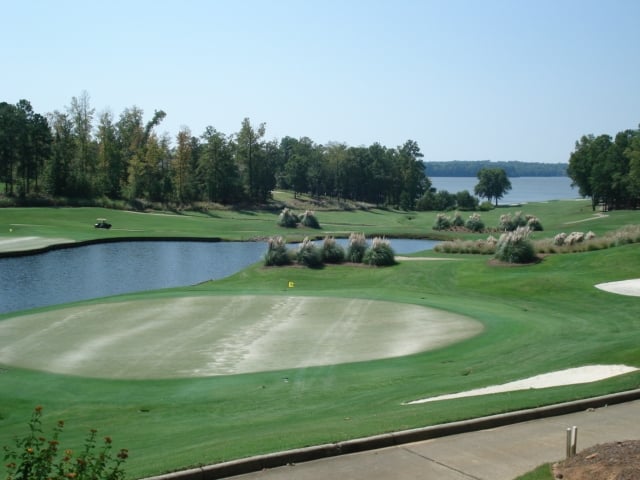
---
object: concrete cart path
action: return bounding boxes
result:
[230,399,640,480]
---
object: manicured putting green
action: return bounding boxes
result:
[0,296,482,379]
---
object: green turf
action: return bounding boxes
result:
[0,201,639,478]
[1,198,637,245]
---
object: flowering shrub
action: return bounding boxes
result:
[363,237,396,266]
[296,237,323,268]
[3,407,128,480]
[264,236,292,266]
[495,226,537,264]
[346,232,367,263]
[321,236,345,264]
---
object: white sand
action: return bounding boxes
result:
[595,279,640,297]
[0,236,74,252]
[407,365,639,404]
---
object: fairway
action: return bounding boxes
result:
[0,295,482,379]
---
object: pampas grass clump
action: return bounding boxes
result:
[495,226,537,264]
[347,232,368,263]
[363,237,396,266]
[264,236,292,266]
[321,236,345,264]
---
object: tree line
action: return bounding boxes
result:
[567,124,640,210]
[0,94,428,209]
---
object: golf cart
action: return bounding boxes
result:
[94,218,112,229]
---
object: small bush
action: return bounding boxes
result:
[465,213,485,232]
[296,237,323,268]
[526,215,543,231]
[495,226,537,264]
[363,237,396,266]
[478,201,494,211]
[3,406,128,480]
[451,212,465,227]
[264,236,291,266]
[321,236,345,264]
[277,208,299,228]
[346,232,367,263]
[432,213,451,231]
[299,210,320,229]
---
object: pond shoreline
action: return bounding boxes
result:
[0,235,226,258]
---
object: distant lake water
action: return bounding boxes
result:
[430,176,579,204]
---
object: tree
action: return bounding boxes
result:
[0,102,19,194]
[199,126,241,204]
[474,167,512,206]
[67,91,96,196]
[235,118,268,201]
[396,140,428,209]
[95,110,121,197]
[45,111,74,196]
[173,127,193,204]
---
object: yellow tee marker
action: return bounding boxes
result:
[288,281,295,288]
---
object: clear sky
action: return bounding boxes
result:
[2,0,639,163]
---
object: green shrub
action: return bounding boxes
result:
[526,215,543,231]
[465,213,485,232]
[495,226,537,264]
[432,213,451,231]
[296,237,323,268]
[299,210,320,229]
[363,237,396,266]
[3,406,128,480]
[321,236,345,264]
[264,236,292,266]
[478,201,494,211]
[277,208,299,228]
[451,212,465,227]
[346,232,367,263]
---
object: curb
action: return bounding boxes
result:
[141,389,640,480]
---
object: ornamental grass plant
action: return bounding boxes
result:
[321,236,345,264]
[495,226,537,264]
[264,236,292,266]
[277,208,299,228]
[299,210,320,229]
[346,232,367,263]
[296,237,323,268]
[363,237,396,266]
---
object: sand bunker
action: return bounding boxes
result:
[595,279,640,297]
[0,296,482,379]
[0,236,74,252]
[407,365,639,404]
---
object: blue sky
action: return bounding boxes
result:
[2,0,639,163]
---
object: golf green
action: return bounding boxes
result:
[0,295,482,379]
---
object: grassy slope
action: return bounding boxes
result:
[0,200,639,477]
[1,198,634,244]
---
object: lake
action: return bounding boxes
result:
[430,176,579,204]
[0,238,438,314]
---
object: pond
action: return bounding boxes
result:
[0,238,437,314]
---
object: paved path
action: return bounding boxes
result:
[226,398,640,480]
